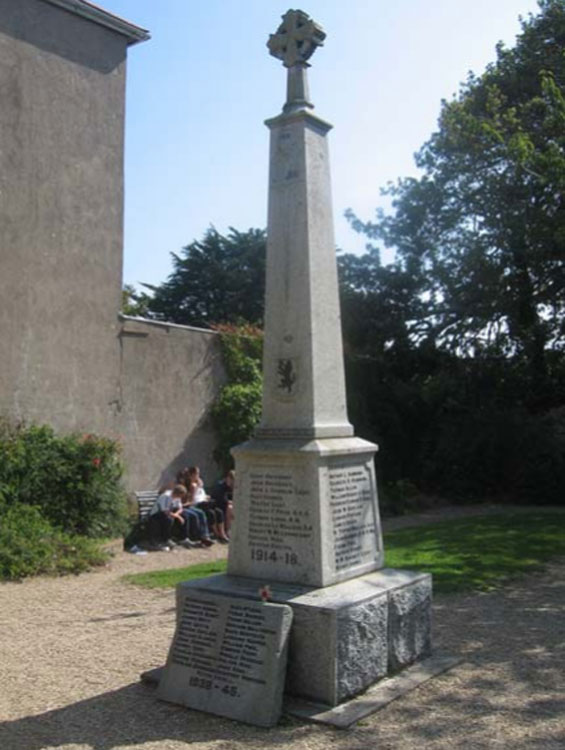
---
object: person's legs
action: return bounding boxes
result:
[215,498,234,535]
[226,500,234,534]
[205,504,229,543]
[191,507,214,544]
[148,512,172,548]
[198,504,217,537]
[162,514,177,546]
[181,509,199,539]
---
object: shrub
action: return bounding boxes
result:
[420,407,565,505]
[0,420,129,537]
[210,324,263,471]
[0,503,109,581]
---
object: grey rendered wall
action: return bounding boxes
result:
[0,0,126,436]
[0,1,227,496]
[118,317,227,492]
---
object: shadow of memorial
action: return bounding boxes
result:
[0,681,311,750]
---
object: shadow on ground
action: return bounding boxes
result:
[1,563,564,750]
[0,680,315,750]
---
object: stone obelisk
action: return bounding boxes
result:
[228,9,384,588]
[154,12,432,719]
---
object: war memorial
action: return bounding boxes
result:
[150,9,445,728]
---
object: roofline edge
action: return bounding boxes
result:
[40,0,150,45]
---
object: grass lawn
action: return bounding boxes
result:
[123,511,565,594]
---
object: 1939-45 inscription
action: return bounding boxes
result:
[158,592,293,725]
[171,597,270,694]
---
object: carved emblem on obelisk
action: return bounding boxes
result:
[267,10,326,113]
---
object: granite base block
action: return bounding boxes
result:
[178,567,432,707]
[389,576,433,672]
[285,654,461,728]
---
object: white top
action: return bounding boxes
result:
[193,486,207,505]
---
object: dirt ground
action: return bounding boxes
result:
[0,505,563,750]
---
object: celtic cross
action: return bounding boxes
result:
[267,10,326,113]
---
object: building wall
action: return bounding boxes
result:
[0,0,126,437]
[0,1,227,495]
[118,317,227,491]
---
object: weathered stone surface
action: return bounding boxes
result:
[0,0,128,441]
[157,589,293,727]
[180,569,431,707]
[228,437,383,587]
[336,597,388,700]
[256,106,353,442]
[0,1,224,495]
[388,576,433,672]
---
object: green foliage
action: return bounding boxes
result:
[0,503,109,581]
[121,283,151,317]
[342,1,565,507]
[210,324,263,471]
[0,420,129,538]
[142,227,267,327]
[123,511,565,595]
[384,512,565,592]
[346,354,565,505]
[421,403,565,503]
[212,322,263,383]
[348,0,565,374]
[123,559,227,589]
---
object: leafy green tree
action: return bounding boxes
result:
[143,227,266,327]
[348,0,565,396]
[338,249,434,359]
[341,1,565,504]
[121,284,151,317]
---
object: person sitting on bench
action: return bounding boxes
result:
[210,469,235,534]
[186,466,230,543]
[147,484,197,549]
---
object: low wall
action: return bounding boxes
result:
[118,316,227,493]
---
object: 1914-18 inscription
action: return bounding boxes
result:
[158,592,293,726]
[246,468,313,570]
[329,463,379,571]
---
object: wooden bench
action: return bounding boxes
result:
[134,490,159,521]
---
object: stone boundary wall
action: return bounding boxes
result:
[118,315,227,493]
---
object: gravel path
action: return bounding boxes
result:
[0,506,564,750]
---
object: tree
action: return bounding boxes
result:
[340,2,565,502]
[348,0,565,396]
[338,249,434,360]
[121,284,151,317]
[143,227,266,327]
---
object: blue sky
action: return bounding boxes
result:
[99,0,542,290]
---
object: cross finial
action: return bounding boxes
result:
[267,9,325,68]
[267,10,326,114]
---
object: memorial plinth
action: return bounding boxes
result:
[155,9,433,723]
[228,437,383,587]
[173,570,432,707]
